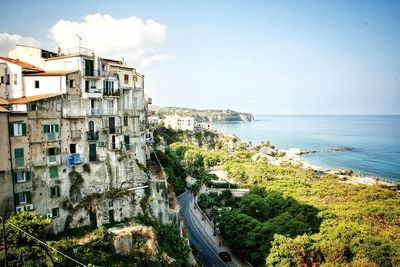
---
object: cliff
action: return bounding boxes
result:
[151,106,254,122]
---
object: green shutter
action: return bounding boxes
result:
[55,124,59,132]
[15,148,23,158]
[13,171,17,183]
[43,125,49,133]
[26,171,31,181]
[9,124,14,137]
[26,192,32,203]
[55,147,60,155]
[14,193,19,205]
[49,166,58,178]
[57,186,61,197]
[22,123,27,136]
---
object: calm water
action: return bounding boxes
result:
[212,115,400,182]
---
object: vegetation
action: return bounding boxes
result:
[154,128,400,266]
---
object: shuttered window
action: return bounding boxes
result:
[9,123,27,136]
[49,166,58,178]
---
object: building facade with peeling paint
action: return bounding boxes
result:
[0,45,149,233]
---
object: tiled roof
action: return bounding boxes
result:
[0,106,9,113]
[9,93,61,104]
[0,98,9,105]
[0,56,43,71]
[24,70,79,76]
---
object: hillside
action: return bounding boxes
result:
[150,105,254,122]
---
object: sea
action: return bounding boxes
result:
[211,115,400,182]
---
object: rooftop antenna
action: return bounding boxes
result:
[75,34,82,52]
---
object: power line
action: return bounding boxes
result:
[6,222,86,267]
[154,127,180,143]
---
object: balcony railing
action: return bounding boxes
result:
[103,89,120,96]
[63,108,85,117]
[15,158,25,168]
[48,155,60,165]
[86,131,99,141]
[109,126,122,134]
[46,132,59,141]
[71,130,81,140]
[103,108,115,115]
[87,108,102,116]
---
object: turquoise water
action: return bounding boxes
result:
[212,115,400,182]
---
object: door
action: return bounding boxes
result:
[108,210,115,224]
[109,117,115,134]
[89,211,97,227]
[89,143,96,161]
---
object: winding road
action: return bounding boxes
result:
[179,191,234,267]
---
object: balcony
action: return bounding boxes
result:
[67,153,81,167]
[103,89,120,97]
[48,155,61,165]
[103,108,116,116]
[83,88,102,99]
[15,158,25,168]
[109,126,122,135]
[86,131,99,141]
[63,108,86,117]
[71,130,82,140]
[46,132,59,142]
[87,108,102,116]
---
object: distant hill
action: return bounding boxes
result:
[150,105,254,123]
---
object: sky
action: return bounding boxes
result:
[0,0,399,115]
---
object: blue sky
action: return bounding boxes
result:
[0,0,399,114]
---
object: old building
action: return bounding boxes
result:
[0,45,149,232]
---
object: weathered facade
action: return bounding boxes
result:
[0,45,149,232]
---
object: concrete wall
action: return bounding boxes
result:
[24,76,67,96]
[0,60,23,98]
[8,45,45,69]
[0,63,7,98]
[0,113,14,217]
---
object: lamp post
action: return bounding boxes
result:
[0,216,8,267]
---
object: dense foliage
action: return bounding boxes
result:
[160,133,400,266]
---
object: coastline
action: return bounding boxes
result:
[214,129,399,188]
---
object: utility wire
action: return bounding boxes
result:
[154,127,180,143]
[6,222,86,267]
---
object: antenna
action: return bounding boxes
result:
[75,34,82,52]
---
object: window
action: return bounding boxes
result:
[15,192,31,205]
[124,74,129,84]
[14,148,24,167]
[50,186,61,198]
[43,124,59,133]
[30,104,37,111]
[124,116,128,126]
[51,208,59,218]
[49,166,58,178]
[14,171,30,183]
[69,79,75,88]
[34,80,39,89]
[70,144,76,154]
[9,123,27,136]
[48,147,60,156]
[6,74,10,85]
[14,74,17,85]
[84,59,94,76]
[0,76,4,84]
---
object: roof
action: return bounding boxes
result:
[24,70,79,76]
[9,93,61,104]
[0,98,9,105]
[0,56,43,71]
[0,106,9,113]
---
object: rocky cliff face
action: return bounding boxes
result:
[152,106,254,122]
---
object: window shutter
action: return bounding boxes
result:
[55,124,60,132]
[26,171,31,181]
[22,123,27,135]
[13,171,17,183]
[26,192,32,203]
[43,125,49,133]
[55,147,60,155]
[14,193,19,205]
[15,148,23,158]
[9,124,14,136]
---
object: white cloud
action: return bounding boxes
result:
[0,33,41,56]
[48,14,170,67]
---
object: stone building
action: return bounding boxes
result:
[0,45,149,232]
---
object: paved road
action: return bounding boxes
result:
[179,191,232,267]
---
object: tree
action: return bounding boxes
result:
[1,211,53,266]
